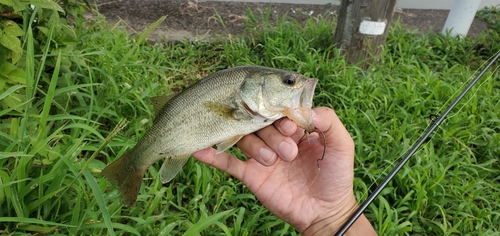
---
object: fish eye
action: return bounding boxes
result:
[282,74,296,86]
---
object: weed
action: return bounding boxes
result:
[1,3,499,235]
[477,5,500,32]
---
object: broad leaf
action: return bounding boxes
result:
[0,62,25,83]
[28,0,65,13]
[0,0,13,6]
[0,61,16,75]
[6,67,26,84]
[0,33,21,53]
[0,79,6,92]
[1,20,24,37]
[12,0,29,12]
[0,92,26,112]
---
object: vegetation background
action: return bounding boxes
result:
[1,0,499,235]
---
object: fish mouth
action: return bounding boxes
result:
[284,78,318,133]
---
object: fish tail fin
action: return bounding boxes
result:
[101,150,145,206]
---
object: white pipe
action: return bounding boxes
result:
[442,0,482,36]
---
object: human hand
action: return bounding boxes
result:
[193,107,376,235]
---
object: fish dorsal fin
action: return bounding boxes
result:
[150,94,173,114]
[216,135,244,154]
[159,155,190,184]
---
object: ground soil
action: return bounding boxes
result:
[92,0,489,42]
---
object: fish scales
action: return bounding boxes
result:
[136,67,268,167]
[101,66,318,205]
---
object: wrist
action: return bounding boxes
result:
[301,203,358,236]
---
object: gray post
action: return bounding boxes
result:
[333,0,397,69]
[442,0,482,37]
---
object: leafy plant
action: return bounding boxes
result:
[0,0,84,112]
[1,2,499,235]
[0,1,26,111]
[477,5,500,32]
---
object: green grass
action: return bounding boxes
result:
[1,6,500,235]
[477,5,500,32]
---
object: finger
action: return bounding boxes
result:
[274,117,298,136]
[255,124,298,162]
[290,126,306,144]
[192,147,247,181]
[312,107,355,161]
[236,118,300,165]
[237,133,278,166]
[306,107,356,192]
[275,117,306,145]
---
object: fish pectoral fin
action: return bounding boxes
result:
[232,108,253,120]
[150,94,174,114]
[159,155,190,184]
[203,101,254,121]
[216,135,244,154]
[203,101,240,120]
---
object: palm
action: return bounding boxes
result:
[240,133,354,231]
[192,107,357,233]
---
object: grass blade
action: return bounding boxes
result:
[182,209,236,236]
[39,51,61,133]
[83,171,115,236]
[0,217,75,227]
[113,16,166,73]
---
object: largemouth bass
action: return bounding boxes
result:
[102,66,318,205]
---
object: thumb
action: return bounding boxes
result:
[312,107,355,161]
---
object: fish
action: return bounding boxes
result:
[101,66,318,206]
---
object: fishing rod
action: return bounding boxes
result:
[335,50,500,236]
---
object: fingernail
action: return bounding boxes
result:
[312,109,319,125]
[278,141,295,160]
[278,119,294,135]
[260,147,276,164]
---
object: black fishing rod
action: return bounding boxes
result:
[335,50,500,236]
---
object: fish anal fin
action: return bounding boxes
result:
[150,94,173,114]
[159,155,190,184]
[216,135,244,154]
[101,150,146,206]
